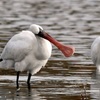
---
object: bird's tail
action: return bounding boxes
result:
[0,59,14,69]
[0,58,3,69]
[0,58,3,62]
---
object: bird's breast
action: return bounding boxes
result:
[35,37,52,60]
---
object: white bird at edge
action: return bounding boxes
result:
[91,37,100,74]
[0,24,75,90]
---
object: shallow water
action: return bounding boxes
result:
[0,0,100,99]
[0,64,97,100]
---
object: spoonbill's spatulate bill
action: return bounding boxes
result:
[91,37,100,73]
[41,32,75,57]
[0,24,75,90]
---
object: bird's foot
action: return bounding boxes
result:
[16,88,20,92]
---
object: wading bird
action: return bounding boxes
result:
[91,37,100,73]
[0,24,75,90]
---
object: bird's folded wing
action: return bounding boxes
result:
[1,40,34,61]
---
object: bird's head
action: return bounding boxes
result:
[29,24,43,35]
[29,24,75,57]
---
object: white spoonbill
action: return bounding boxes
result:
[91,37,100,73]
[0,24,75,90]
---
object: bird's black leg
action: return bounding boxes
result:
[27,73,32,90]
[16,71,20,91]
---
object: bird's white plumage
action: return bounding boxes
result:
[0,26,52,75]
[1,31,35,61]
[29,24,43,34]
[91,37,100,72]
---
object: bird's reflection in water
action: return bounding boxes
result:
[0,86,45,100]
[15,88,45,100]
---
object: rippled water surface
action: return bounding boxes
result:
[0,0,100,99]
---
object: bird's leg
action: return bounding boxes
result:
[27,73,32,90]
[16,71,20,91]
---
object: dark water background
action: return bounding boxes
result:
[0,0,100,99]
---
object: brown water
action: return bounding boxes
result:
[0,0,100,99]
